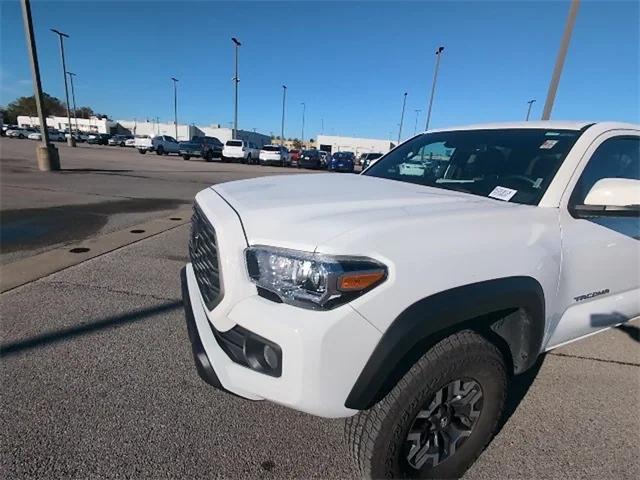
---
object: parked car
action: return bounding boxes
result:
[298,149,323,169]
[329,151,356,173]
[125,137,136,147]
[182,121,640,479]
[222,139,260,164]
[109,134,133,147]
[289,149,302,167]
[87,133,111,145]
[361,152,384,169]
[259,145,290,166]
[27,129,65,142]
[6,127,35,138]
[151,135,180,155]
[134,135,153,153]
[179,136,224,161]
[64,130,89,142]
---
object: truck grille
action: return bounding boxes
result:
[189,204,223,310]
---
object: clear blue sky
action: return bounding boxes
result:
[1,1,638,139]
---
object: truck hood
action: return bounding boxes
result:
[212,173,521,249]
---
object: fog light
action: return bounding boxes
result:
[263,344,279,370]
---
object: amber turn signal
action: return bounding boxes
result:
[338,271,386,292]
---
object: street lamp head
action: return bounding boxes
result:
[50,28,69,38]
[67,71,76,77]
[232,37,241,46]
[171,77,178,82]
[436,46,445,54]
[283,84,287,89]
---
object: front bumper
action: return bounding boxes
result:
[182,188,382,418]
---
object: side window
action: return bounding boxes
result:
[571,136,640,204]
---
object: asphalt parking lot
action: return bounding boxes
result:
[1,137,639,479]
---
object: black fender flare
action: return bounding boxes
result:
[344,276,545,410]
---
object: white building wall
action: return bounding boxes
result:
[316,135,394,156]
[17,115,115,134]
[116,120,201,141]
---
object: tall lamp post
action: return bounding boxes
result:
[21,0,59,170]
[171,77,178,139]
[300,102,306,145]
[541,0,580,120]
[425,46,445,131]
[67,71,79,134]
[397,92,408,143]
[232,37,241,139]
[413,109,422,135]
[51,27,75,147]
[281,85,287,147]
[525,99,536,121]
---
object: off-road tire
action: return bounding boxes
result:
[156,146,164,156]
[183,155,190,160]
[345,330,507,479]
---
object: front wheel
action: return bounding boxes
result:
[138,149,146,155]
[183,154,190,160]
[156,146,164,156]
[345,330,507,479]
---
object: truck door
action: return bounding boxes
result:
[548,132,640,348]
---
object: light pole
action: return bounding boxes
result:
[67,71,79,134]
[300,102,306,144]
[281,85,287,147]
[171,77,178,139]
[413,109,422,135]
[51,27,75,147]
[541,0,580,120]
[425,46,445,131]
[232,37,241,139]
[21,0,59,170]
[525,99,536,121]
[397,92,408,143]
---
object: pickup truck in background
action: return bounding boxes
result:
[136,135,180,155]
[222,139,260,164]
[179,136,224,161]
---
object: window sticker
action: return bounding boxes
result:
[532,177,543,189]
[489,186,518,201]
[539,139,559,149]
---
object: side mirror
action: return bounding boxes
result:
[573,178,640,217]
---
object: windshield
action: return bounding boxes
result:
[262,146,280,152]
[333,152,353,160]
[189,137,204,143]
[226,140,242,147]
[367,153,383,160]
[363,128,583,206]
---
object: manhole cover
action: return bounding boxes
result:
[130,229,145,233]
[69,247,90,253]
[169,217,182,221]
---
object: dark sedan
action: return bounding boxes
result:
[298,149,323,169]
[87,133,111,145]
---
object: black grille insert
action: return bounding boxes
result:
[189,204,223,310]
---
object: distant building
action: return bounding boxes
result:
[17,115,116,134]
[316,135,395,156]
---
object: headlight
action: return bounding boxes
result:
[245,246,387,310]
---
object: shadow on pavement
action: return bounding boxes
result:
[616,323,639,342]
[496,354,546,433]
[60,168,134,173]
[0,300,182,358]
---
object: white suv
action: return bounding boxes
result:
[222,139,259,164]
[182,121,639,478]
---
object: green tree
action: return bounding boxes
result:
[292,138,303,149]
[4,93,67,123]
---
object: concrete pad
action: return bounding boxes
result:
[0,209,191,293]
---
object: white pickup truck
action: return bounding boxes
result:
[222,139,260,164]
[136,135,180,155]
[182,121,639,479]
